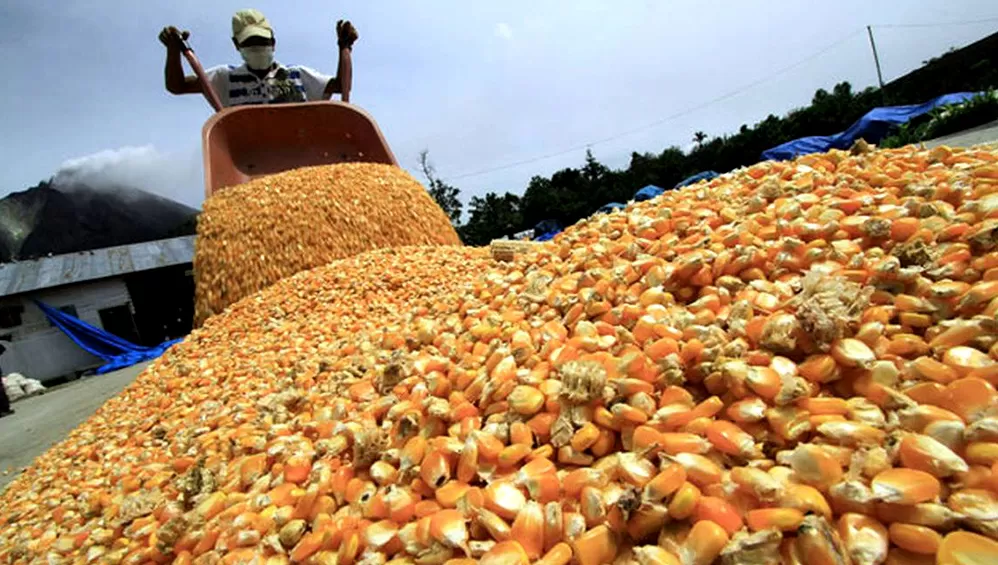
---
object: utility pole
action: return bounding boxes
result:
[867,25,887,101]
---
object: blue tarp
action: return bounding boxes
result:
[634,185,665,202]
[533,219,563,242]
[35,301,180,374]
[761,92,981,161]
[675,171,720,189]
[597,203,626,214]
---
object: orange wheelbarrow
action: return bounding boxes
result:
[178,35,398,198]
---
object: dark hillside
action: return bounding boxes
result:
[0,181,197,262]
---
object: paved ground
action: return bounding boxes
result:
[0,363,148,491]
[925,119,998,149]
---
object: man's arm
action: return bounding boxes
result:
[322,45,353,102]
[160,26,202,95]
[323,20,358,102]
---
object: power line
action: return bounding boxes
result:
[444,28,865,181]
[872,16,998,29]
[443,16,998,183]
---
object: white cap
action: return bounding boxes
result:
[232,9,274,44]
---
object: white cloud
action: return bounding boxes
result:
[53,145,203,208]
[495,22,513,41]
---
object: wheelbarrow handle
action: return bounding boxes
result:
[178,35,224,113]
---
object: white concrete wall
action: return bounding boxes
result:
[0,278,132,382]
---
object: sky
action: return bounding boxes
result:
[0,1,996,209]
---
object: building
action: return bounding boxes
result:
[0,236,195,382]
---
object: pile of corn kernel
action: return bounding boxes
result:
[3,144,998,565]
[193,162,462,326]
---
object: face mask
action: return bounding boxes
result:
[240,46,274,70]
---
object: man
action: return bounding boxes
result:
[0,335,13,418]
[159,9,358,107]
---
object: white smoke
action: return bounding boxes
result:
[52,145,203,208]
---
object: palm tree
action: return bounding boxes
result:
[693,131,707,148]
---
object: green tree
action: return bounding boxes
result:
[458,192,523,246]
[418,149,463,225]
[692,131,707,148]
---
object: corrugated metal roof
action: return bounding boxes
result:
[0,235,195,297]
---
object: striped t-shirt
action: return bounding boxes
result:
[205,63,333,107]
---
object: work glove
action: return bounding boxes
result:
[159,26,190,50]
[337,20,359,49]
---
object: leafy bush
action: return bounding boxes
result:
[881,90,998,148]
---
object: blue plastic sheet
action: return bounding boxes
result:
[34,301,180,374]
[762,92,981,161]
[532,219,563,242]
[597,203,626,214]
[634,185,665,202]
[674,171,720,189]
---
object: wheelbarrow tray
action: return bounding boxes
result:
[201,100,398,197]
